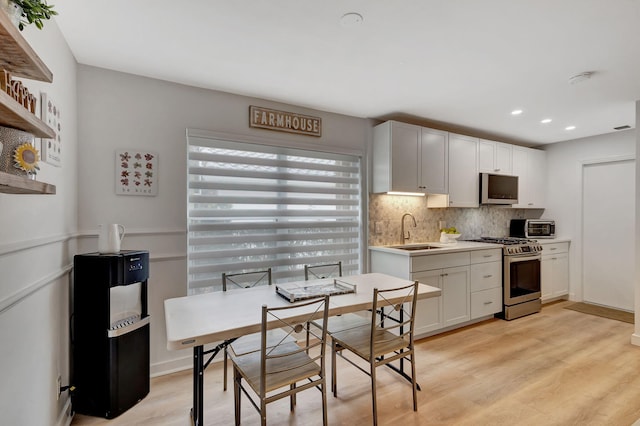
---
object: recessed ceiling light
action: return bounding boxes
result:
[541,118,552,124]
[565,126,576,131]
[340,12,363,27]
[511,109,523,115]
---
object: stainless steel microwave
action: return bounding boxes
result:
[480,173,518,204]
[510,219,556,239]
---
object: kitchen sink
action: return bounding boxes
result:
[390,244,441,251]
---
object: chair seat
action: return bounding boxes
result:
[229,328,295,356]
[331,327,409,360]
[233,342,322,393]
[310,312,369,335]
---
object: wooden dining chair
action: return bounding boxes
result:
[330,281,419,426]
[221,268,293,391]
[304,262,369,348]
[231,295,330,426]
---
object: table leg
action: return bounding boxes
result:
[192,345,204,426]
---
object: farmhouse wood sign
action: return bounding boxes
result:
[249,106,322,137]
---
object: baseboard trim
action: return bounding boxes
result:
[56,396,73,426]
[150,355,195,377]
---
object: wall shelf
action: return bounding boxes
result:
[0,90,55,138]
[0,11,53,82]
[0,10,56,194]
[0,170,56,194]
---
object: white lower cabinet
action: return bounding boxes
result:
[541,242,570,301]
[413,266,470,333]
[371,247,501,337]
[469,258,502,319]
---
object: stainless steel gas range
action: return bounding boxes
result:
[467,237,543,320]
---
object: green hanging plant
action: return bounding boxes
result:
[12,0,58,31]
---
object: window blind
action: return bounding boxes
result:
[187,135,362,294]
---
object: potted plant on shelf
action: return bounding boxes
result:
[9,0,57,31]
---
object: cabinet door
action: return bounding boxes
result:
[441,266,470,327]
[372,121,421,193]
[478,139,496,173]
[412,270,442,334]
[511,146,529,208]
[448,133,479,207]
[541,253,569,300]
[479,139,512,175]
[528,149,546,208]
[495,142,512,175]
[551,253,569,297]
[419,128,448,194]
[541,255,553,300]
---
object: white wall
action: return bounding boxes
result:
[0,21,78,426]
[75,65,370,374]
[544,129,636,303]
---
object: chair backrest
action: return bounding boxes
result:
[370,281,419,348]
[222,268,272,291]
[260,295,329,395]
[304,261,342,280]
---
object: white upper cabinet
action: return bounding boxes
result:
[419,127,448,194]
[512,146,546,208]
[447,133,479,207]
[479,139,512,175]
[372,121,448,194]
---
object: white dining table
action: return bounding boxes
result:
[164,272,441,426]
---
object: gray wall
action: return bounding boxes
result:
[75,65,370,374]
[543,129,636,302]
[0,21,78,426]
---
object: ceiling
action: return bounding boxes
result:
[53,0,640,146]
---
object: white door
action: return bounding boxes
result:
[582,159,635,311]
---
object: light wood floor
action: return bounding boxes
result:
[71,301,640,425]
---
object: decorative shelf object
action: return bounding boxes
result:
[0,170,55,194]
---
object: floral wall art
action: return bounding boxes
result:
[115,150,158,196]
[40,92,62,166]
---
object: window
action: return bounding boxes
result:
[187,134,362,294]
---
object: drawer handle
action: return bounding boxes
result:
[552,257,557,260]
[483,254,492,258]
[483,274,493,278]
[441,273,448,277]
[483,301,493,305]
[550,248,557,251]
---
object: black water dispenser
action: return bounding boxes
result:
[72,250,150,418]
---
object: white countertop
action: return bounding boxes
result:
[369,241,502,256]
[370,238,571,256]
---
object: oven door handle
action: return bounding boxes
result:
[506,254,541,262]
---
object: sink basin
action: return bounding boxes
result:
[390,244,440,251]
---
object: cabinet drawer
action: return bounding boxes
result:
[470,249,502,264]
[470,261,502,291]
[411,252,469,273]
[541,242,569,255]
[471,287,502,319]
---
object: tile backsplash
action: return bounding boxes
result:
[368,194,543,246]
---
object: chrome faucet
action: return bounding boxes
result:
[401,213,417,243]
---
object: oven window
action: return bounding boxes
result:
[509,259,541,296]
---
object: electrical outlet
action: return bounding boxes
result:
[56,375,62,401]
[374,221,383,234]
